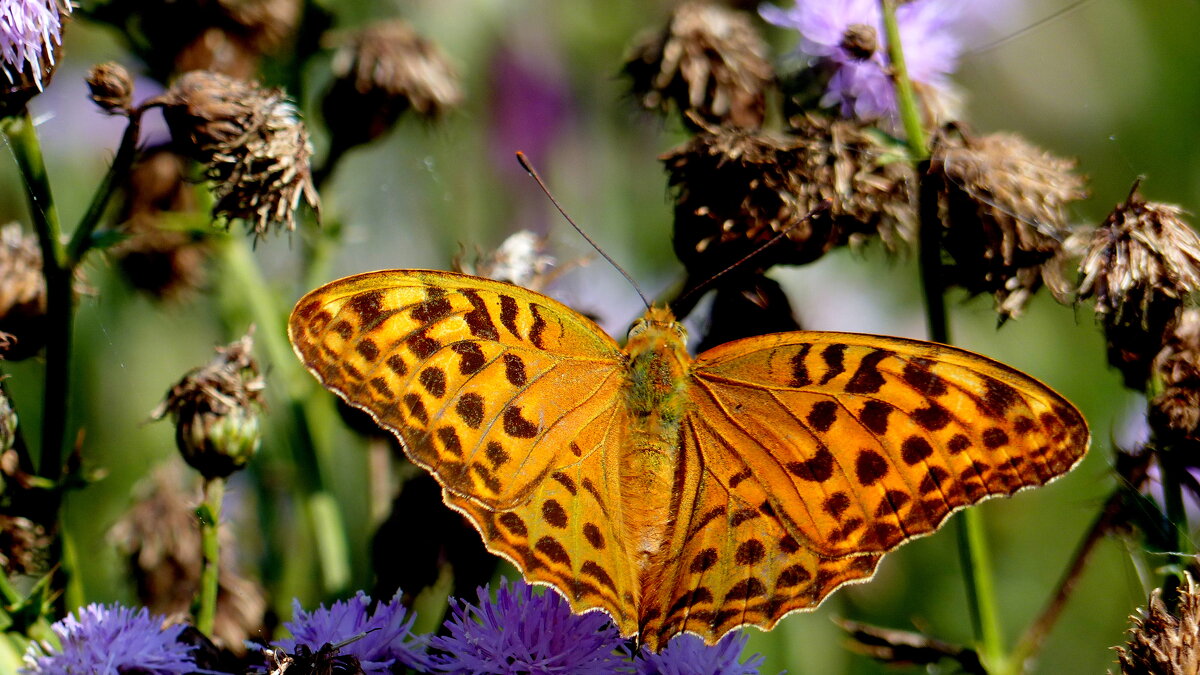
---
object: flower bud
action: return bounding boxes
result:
[152,333,265,478]
[86,62,134,113]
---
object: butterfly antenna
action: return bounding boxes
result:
[675,199,833,308]
[516,152,652,310]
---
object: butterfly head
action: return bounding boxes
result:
[626,306,688,350]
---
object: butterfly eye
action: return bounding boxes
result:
[627,319,648,339]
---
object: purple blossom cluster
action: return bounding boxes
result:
[22,603,196,674]
[760,0,966,121]
[0,0,69,88]
[23,581,774,674]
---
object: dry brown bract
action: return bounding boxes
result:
[1075,186,1200,388]
[929,128,1086,319]
[1150,308,1200,443]
[86,61,134,113]
[0,224,48,361]
[1116,575,1200,675]
[158,71,319,238]
[322,19,462,152]
[625,2,772,129]
[663,117,914,276]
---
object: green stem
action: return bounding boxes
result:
[880,0,928,156]
[882,1,1004,670]
[3,112,69,482]
[1159,448,1190,603]
[196,477,225,636]
[217,237,351,594]
[66,111,143,266]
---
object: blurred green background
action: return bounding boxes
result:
[1,0,1193,672]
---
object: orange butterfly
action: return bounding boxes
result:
[288,269,1089,651]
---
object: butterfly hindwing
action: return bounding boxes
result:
[688,331,1089,560]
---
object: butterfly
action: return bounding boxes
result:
[288,269,1089,651]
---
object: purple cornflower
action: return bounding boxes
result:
[760,0,964,121]
[0,0,69,89]
[427,579,629,675]
[634,632,767,675]
[274,590,430,673]
[21,603,196,674]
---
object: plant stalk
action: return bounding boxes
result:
[196,477,225,636]
[883,1,1006,670]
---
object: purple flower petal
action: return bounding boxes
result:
[0,0,70,89]
[275,590,430,673]
[428,578,629,675]
[634,632,768,675]
[22,604,196,675]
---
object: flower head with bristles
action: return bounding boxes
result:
[427,579,627,675]
[760,0,964,123]
[1,0,70,112]
[22,603,196,674]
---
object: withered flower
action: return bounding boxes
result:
[109,465,266,652]
[86,61,134,114]
[0,223,48,360]
[1150,308,1200,443]
[0,513,49,576]
[1076,186,1200,389]
[113,147,208,300]
[663,116,914,277]
[152,332,265,479]
[323,19,462,152]
[0,0,70,115]
[929,128,1087,320]
[453,230,560,292]
[88,0,299,79]
[157,70,319,238]
[1116,575,1200,675]
[624,2,773,129]
[0,386,14,454]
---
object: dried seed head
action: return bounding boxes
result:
[0,0,70,114]
[625,2,772,129]
[1076,187,1200,389]
[86,61,134,113]
[1116,575,1200,675]
[159,71,319,238]
[114,148,208,300]
[152,332,265,478]
[662,116,914,277]
[929,128,1086,320]
[0,514,49,576]
[109,465,267,651]
[840,23,878,61]
[323,20,462,150]
[0,224,48,361]
[453,231,560,292]
[1150,308,1200,443]
[93,0,298,78]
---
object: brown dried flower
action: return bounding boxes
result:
[0,224,48,360]
[158,70,319,238]
[1116,574,1200,675]
[86,61,134,113]
[1150,308,1200,443]
[152,332,265,479]
[624,2,772,129]
[453,231,561,292]
[663,116,914,277]
[109,465,267,651]
[113,148,208,300]
[89,0,298,79]
[1076,186,1200,389]
[929,128,1087,319]
[323,19,462,152]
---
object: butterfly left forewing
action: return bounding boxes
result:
[289,269,644,636]
[687,331,1089,561]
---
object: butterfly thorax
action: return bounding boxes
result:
[621,307,693,562]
